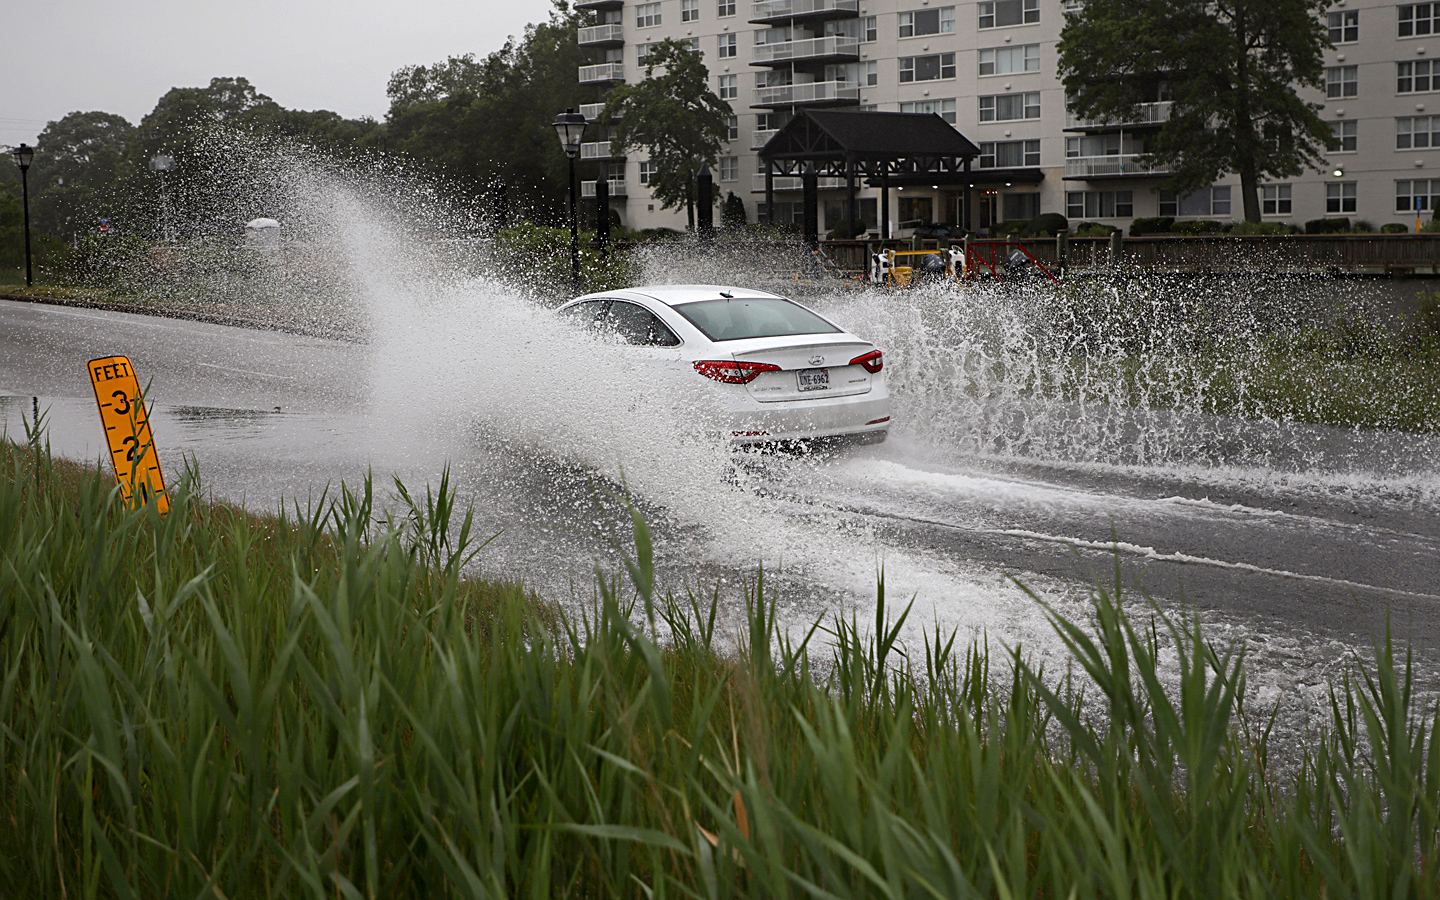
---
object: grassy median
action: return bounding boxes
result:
[1,432,1438,898]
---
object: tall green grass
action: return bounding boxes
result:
[1,434,1437,898]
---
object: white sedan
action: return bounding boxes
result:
[557,285,890,445]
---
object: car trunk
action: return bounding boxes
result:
[725,335,877,402]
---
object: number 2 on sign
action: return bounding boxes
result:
[87,355,170,515]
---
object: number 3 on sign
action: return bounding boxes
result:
[87,355,170,515]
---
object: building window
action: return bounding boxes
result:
[719,157,738,181]
[900,98,957,124]
[1332,120,1357,152]
[1396,178,1440,211]
[1158,186,1231,217]
[726,115,738,140]
[1066,133,1142,157]
[900,53,956,82]
[860,15,878,41]
[681,0,699,21]
[1328,181,1357,213]
[1399,3,1440,37]
[1003,193,1041,221]
[718,74,738,99]
[1066,190,1134,218]
[1327,9,1358,43]
[899,6,955,37]
[978,0,1039,29]
[979,91,1041,121]
[1398,60,1437,93]
[1326,65,1358,98]
[637,42,656,64]
[718,33,737,58]
[718,0,735,16]
[979,139,1041,167]
[1261,184,1292,216]
[979,44,1040,76]
[636,2,661,28]
[682,37,701,52]
[1398,115,1440,148]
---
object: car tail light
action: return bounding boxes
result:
[850,350,883,373]
[693,360,781,384]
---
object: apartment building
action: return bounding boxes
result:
[575,0,1440,234]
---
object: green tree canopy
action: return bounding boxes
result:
[1058,0,1334,222]
[601,39,732,214]
[29,111,134,238]
[385,2,586,221]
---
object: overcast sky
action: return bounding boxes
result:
[1,0,557,148]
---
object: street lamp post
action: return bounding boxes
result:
[150,154,175,242]
[552,109,588,295]
[12,143,34,287]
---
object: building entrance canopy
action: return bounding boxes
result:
[757,109,981,239]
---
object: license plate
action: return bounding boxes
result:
[797,368,830,392]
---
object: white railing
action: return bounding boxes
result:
[578,63,625,83]
[581,178,627,198]
[751,129,779,150]
[751,0,859,20]
[580,141,623,160]
[755,80,860,106]
[578,24,624,45]
[1064,155,1168,178]
[1064,101,1172,130]
[752,174,848,191]
[579,103,618,120]
[752,35,859,64]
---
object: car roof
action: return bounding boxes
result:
[568,285,788,308]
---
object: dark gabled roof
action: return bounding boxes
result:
[760,109,980,162]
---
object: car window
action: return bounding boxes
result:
[671,297,841,342]
[558,300,610,328]
[605,301,681,347]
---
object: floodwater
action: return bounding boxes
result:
[1,141,1437,722]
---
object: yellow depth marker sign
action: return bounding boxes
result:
[87,355,170,515]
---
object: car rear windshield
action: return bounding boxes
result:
[671,297,841,342]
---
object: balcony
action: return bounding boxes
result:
[751,128,779,150]
[752,174,848,192]
[754,79,860,108]
[578,63,625,84]
[578,24,624,46]
[579,102,618,121]
[581,178,627,198]
[580,141,624,160]
[1064,155,1169,179]
[1064,101,1172,132]
[575,0,623,10]
[752,35,860,66]
[750,0,859,24]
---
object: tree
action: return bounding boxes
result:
[1057,0,1334,222]
[385,2,586,220]
[601,39,732,215]
[28,111,133,239]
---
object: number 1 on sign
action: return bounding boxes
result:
[87,355,169,515]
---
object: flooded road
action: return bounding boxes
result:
[3,294,1439,710]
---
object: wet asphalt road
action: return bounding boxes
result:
[3,297,1438,683]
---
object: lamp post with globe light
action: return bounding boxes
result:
[150,154,175,243]
[12,143,34,286]
[552,109,588,295]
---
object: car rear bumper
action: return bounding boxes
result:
[722,389,891,444]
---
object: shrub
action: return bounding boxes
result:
[1353,219,1376,233]
[1073,222,1119,238]
[1026,212,1069,236]
[1305,217,1351,234]
[1421,218,1440,233]
[1129,216,1174,236]
[721,192,747,228]
[1171,220,1224,235]
[988,221,1027,238]
[1382,223,1409,234]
